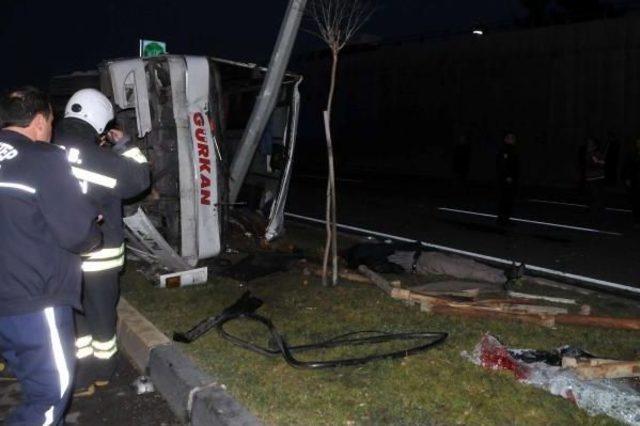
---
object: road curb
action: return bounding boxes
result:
[117,298,260,425]
[117,298,171,371]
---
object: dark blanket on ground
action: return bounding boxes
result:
[342,242,423,274]
[220,251,303,281]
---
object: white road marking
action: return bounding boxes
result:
[528,198,632,214]
[438,207,622,236]
[285,212,640,295]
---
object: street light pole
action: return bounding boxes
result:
[229,0,307,203]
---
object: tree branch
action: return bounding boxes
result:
[305,0,375,51]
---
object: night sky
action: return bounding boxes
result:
[0,0,527,88]
[0,0,632,88]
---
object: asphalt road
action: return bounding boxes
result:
[0,355,180,425]
[286,176,640,291]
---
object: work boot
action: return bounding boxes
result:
[74,382,95,398]
[73,359,96,397]
[91,336,118,387]
[93,355,118,387]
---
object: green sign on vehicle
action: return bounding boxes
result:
[139,39,167,58]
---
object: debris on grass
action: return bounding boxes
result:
[564,358,640,381]
[131,376,155,395]
[218,251,303,282]
[339,247,640,331]
[507,291,577,305]
[123,223,640,424]
[174,291,449,369]
[158,267,208,288]
[309,266,371,283]
[463,334,640,425]
[357,265,395,295]
[391,282,640,330]
[390,250,511,284]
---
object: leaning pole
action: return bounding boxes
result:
[229,0,308,203]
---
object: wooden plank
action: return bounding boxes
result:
[391,288,453,306]
[421,304,556,328]
[411,281,499,294]
[394,288,566,315]
[474,298,563,306]
[525,277,594,296]
[412,288,480,298]
[562,357,620,368]
[394,285,640,331]
[498,304,568,316]
[507,291,576,305]
[358,265,393,295]
[579,305,592,316]
[572,361,640,380]
[555,314,640,331]
[311,267,371,283]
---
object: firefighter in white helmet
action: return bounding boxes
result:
[54,88,150,396]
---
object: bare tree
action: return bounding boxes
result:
[307,0,375,286]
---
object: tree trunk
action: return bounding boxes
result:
[321,49,340,286]
[321,115,332,286]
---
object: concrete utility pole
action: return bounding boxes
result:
[229,0,307,203]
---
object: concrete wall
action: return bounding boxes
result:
[295,14,640,187]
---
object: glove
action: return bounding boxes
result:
[108,129,134,155]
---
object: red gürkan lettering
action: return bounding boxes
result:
[192,112,213,205]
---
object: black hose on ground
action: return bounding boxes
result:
[174,291,448,369]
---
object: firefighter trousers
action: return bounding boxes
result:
[0,306,75,425]
[74,269,119,372]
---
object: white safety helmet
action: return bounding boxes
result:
[64,88,115,134]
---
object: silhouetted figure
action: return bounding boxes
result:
[622,139,640,228]
[584,137,607,225]
[496,133,519,226]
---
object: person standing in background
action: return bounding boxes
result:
[584,137,607,225]
[496,132,520,226]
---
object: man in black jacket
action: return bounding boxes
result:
[0,87,102,425]
[496,132,520,226]
[54,88,150,395]
[584,137,607,225]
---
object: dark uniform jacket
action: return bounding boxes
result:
[0,130,102,316]
[54,119,150,272]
